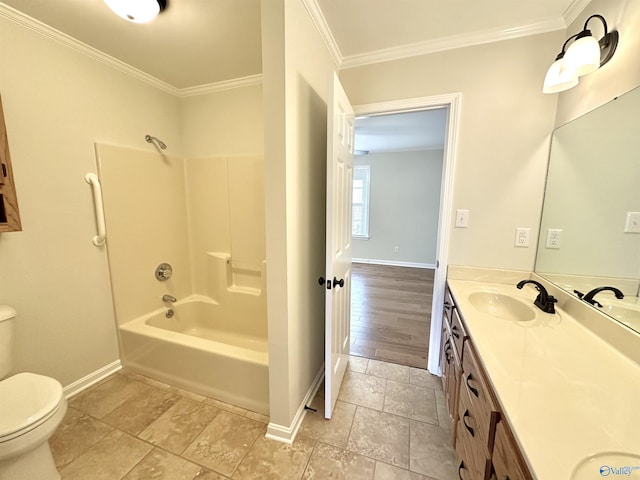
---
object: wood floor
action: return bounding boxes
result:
[349,263,434,369]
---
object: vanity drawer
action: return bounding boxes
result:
[491,420,533,480]
[444,287,455,327]
[461,342,499,451]
[450,307,467,359]
[456,386,491,480]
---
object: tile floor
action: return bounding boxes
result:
[50,357,457,479]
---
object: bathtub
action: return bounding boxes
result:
[118,296,269,414]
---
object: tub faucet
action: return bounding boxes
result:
[162,294,176,303]
[516,280,557,314]
[582,286,624,306]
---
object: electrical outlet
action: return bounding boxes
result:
[624,212,640,233]
[394,246,399,253]
[455,210,469,228]
[546,229,562,249]
[514,228,530,247]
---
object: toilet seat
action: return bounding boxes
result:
[0,373,64,443]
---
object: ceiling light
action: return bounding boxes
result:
[542,14,618,94]
[104,0,166,23]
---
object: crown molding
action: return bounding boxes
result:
[563,0,592,27]
[301,0,343,67]
[177,74,263,98]
[0,3,179,96]
[341,17,566,69]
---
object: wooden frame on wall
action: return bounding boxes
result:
[0,94,22,232]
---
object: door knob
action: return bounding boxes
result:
[332,277,344,288]
[318,276,325,286]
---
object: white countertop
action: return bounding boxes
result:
[447,278,640,480]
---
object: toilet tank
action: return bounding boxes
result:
[0,305,16,379]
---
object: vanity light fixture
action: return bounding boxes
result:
[543,14,618,94]
[104,0,166,23]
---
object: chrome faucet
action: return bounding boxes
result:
[162,294,177,303]
[581,286,624,306]
[516,280,557,313]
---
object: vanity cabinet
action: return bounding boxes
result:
[441,283,532,480]
[441,288,465,425]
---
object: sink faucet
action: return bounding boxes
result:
[516,280,557,314]
[581,286,624,306]
[162,294,177,303]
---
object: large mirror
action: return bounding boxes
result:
[535,86,640,334]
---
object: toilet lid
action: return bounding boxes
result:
[0,372,64,438]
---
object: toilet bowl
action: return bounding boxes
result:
[0,372,67,480]
[0,305,67,480]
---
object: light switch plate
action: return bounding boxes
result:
[455,210,469,228]
[624,212,640,233]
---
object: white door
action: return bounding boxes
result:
[324,72,354,419]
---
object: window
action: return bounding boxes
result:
[352,165,370,238]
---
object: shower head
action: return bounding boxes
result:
[145,134,167,150]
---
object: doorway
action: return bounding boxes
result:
[348,94,460,375]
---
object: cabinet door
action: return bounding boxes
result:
[492,420,532,480]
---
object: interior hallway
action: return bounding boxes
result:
[49,357,456,479]
[350,263,434,368]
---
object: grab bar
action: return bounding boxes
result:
[85,173,106,246]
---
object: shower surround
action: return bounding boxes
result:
[95,143,268,413]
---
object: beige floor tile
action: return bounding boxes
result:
[383,380,438,425]
[337,370,386,410]
[434,390,451,431]
[347,407,410,468]
[303,442,375,480]
[299,394,356,448]
[139,397,220,455]
[366,360,411,384]
[204,397,249,416]
[60,429,153,480]
[232,434,315,479]
[69,375,151,419]
[49,407,114,469]
[123,448,224,480]
[409,421,457,480]
[244,411,269,424]
[183,410,264,476]
[374,462,436,480]
[348,355,369,373]
[102,386,181,435]
[409,369,443,391]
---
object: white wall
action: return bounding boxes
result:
[353,150,442,266]
[0,12,182,386]
[340,33,562,272]
[180,84,264,158]
[555,0,640,127]
[262,0,337,436]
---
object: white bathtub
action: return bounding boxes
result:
[118,296,269,414]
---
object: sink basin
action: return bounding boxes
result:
[572,452,640,479]
[468,292,536,322]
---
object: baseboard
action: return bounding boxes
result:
[265,363,325,444]
[63,359,122,399]
[352,258,436,269]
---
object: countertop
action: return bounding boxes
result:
[447,277,640,480]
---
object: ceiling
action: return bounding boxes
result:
[1,0,583,90]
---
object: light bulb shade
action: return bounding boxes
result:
[104,0,164,23]
[543,59,579,94]
[562,35,601,77]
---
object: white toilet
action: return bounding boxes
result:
[0,305,67,480]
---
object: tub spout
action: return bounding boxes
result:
[162,294,176,303]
